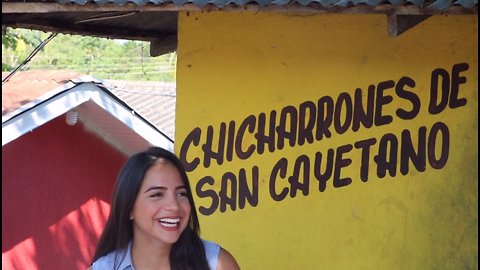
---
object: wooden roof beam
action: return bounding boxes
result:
[2,2,477,15]
[387,14,431,37]
[150,34,177,56]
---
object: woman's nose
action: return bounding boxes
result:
[164,195,180,211]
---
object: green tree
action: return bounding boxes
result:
[2,28,43,71]
[2,28,177,82]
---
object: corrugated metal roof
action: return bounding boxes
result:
[3,0,475,50]
[104,80,177,140]
[2,70,84,115]
[59,0,477,10]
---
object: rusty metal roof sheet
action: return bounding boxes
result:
[2,70,177,142]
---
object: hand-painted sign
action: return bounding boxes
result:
[176,11,477,270]
[180,63,470,215]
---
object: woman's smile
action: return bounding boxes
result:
[158,217,181,230]
[130,158,192,245]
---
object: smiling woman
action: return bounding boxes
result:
[88,147,240,270]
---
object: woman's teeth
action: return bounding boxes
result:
[159,218,180,227]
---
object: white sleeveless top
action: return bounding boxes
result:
[92,239,220,270]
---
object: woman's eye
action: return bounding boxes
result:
[177,191,188,197]
[150,193,162,198]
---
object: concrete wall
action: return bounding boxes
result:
[176,12,478,269]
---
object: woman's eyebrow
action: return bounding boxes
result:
[144,186,187,193]
[144,186,166,193]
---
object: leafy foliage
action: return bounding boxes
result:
[2,28,43,71]
[2,28,176,82]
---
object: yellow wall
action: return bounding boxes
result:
[176,12,478,269]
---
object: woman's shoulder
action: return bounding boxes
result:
[217,247,240,270]
[202,239,221,252]
[90,244,132,270]
[202,239,240,270]
[201,239,220,269]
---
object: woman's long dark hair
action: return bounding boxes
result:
[91,147,210,270]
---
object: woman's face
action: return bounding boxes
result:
[130,158,191,246]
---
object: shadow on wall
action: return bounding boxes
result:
[2,117,126,269]
[3,199,110,269]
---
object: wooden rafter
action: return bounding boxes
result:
[2,2,478,15]
[387,14,432,37]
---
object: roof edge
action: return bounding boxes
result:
[2,2,477,15]
[2,82,174,153]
